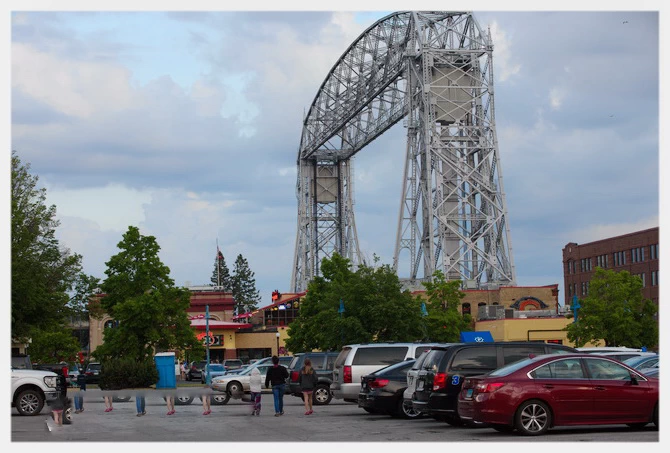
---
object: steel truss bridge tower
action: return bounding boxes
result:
[291,11,516,292]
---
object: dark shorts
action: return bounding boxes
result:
[302,390,313,394]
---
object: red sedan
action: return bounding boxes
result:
[458,353,659,435]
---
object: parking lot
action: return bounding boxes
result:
[11,389,659,443]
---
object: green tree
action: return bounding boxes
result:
[28,329,81,363]
[420,270,472,342]
[231,254,260,314]
[11,151,83,342]
[285,253,424,352]
[210,249,231,290]
[92,226,204,362]
[565,267,658,348]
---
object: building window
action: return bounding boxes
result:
[462,303,471,315]
[650,244,658,260]
[651,270,657,286]
[641,273,646,287]
[641,247,645,262]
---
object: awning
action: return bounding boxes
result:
[460,331,494,343]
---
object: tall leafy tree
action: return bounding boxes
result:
[285,253,424,352]
[210,249,231,290]
[231,254,260,314]
[92,226,204,361]
[11,151,83,341]
[420,270,472,342]
[565,267,658,348]
[26,330,81,363]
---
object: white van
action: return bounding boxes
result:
[331,343,444,403]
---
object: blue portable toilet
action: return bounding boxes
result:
[154,352,177,389]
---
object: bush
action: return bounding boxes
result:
[98,356,158,390]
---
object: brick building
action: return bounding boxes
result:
[562,227,659,306]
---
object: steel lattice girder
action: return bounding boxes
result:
[292,11,516,292]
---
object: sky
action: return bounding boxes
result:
[5,1,664,311]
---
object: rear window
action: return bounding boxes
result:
[450,346,497,371]
[87,363,101,371]
[502,345,546,365]
[352,346,409,366]
[414,346,434,359]
[421,349,447,371]
[289,355,302,369]
[412,350,431,371]
[325,354,336,370]
[334,347,352,368]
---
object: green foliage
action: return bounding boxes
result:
[565,267,658,348]
[28,329,82,363]
[285,254,424,352]
[11,151,83,341]
[210,250,232,290]
[231,254,260,314]
[98,356,159,390]
[69,272,101,319]
[420,270,472,341]
[92,226,204,362]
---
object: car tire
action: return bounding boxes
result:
[227,381,243,396]
[211,393,229,405]
[15,389,44,416]
[63,406,73,424]
[175,395,194,405]
[515,400,552,436]
[112,395,132,402]
[313,384,332,405]
[397,398,423,419]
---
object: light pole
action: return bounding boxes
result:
[276,332,280,356]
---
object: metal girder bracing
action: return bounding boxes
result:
[292,11,516,292]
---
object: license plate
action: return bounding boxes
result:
[416,380,424,391]
[465,388,473,398]
[408,376,413,385]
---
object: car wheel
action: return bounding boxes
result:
[227,381,243,395]
[515,400,552,436]
[16,389,44,416]
[211,393,230,405]
[397,398,422,419]
[491,424,515,433]
[313,384,332,405]
[113,395,132,402]
[175,395,194,405]
[63,406,73,424]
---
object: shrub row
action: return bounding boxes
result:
[98,356,159,390]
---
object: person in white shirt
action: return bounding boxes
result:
[249,367,262,416]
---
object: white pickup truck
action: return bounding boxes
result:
[11,367,64,416]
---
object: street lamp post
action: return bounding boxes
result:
[276,332,280,356]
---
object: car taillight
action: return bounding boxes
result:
[62,367,68,377]
[85,371,92,376]
[433,372,447,391]
[369,378,389,389]
[475,382,505,393]
[291,371,300,382]
[343,365,352,384]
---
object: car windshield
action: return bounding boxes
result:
[87,363,101,371]
[487,357,536,377]
[624,355,658,368]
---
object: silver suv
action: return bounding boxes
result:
[331,343,445,403]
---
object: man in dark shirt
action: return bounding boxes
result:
[265,355,289,416]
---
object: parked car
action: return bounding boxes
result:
[67,363,82,387]
[412,341,577,426]
[201,364,227,383]
[186,360,208,381]
[84,362,102,384]
[457,353,659,435]
[222,359,244,372]
[226,356,292,375]
[286,351,339,405]
[402,346,457,414]
[332,343,445,403]
[589,351,657,362]
[358,359,421,419]
[576,346,642,354]
[624,355,659,372]
[641,367,659,378]
[211,363,273,404]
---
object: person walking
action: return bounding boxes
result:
[165,394,176,415]
[181,360,188,381]
[201,387,211,416]
[135,391,146,417]
[299,358,318,415]
[265,355,289,416]
[249,367,262,416]
[74,371,86,414]
[103,394,113,412]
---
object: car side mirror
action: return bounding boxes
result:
[629,373,639,385]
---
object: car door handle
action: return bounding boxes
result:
[594,386,606,391]
[543,384,554,389]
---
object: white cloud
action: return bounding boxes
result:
[549,86,566,109]
[488,21,521,82]
[563,216,659,245]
